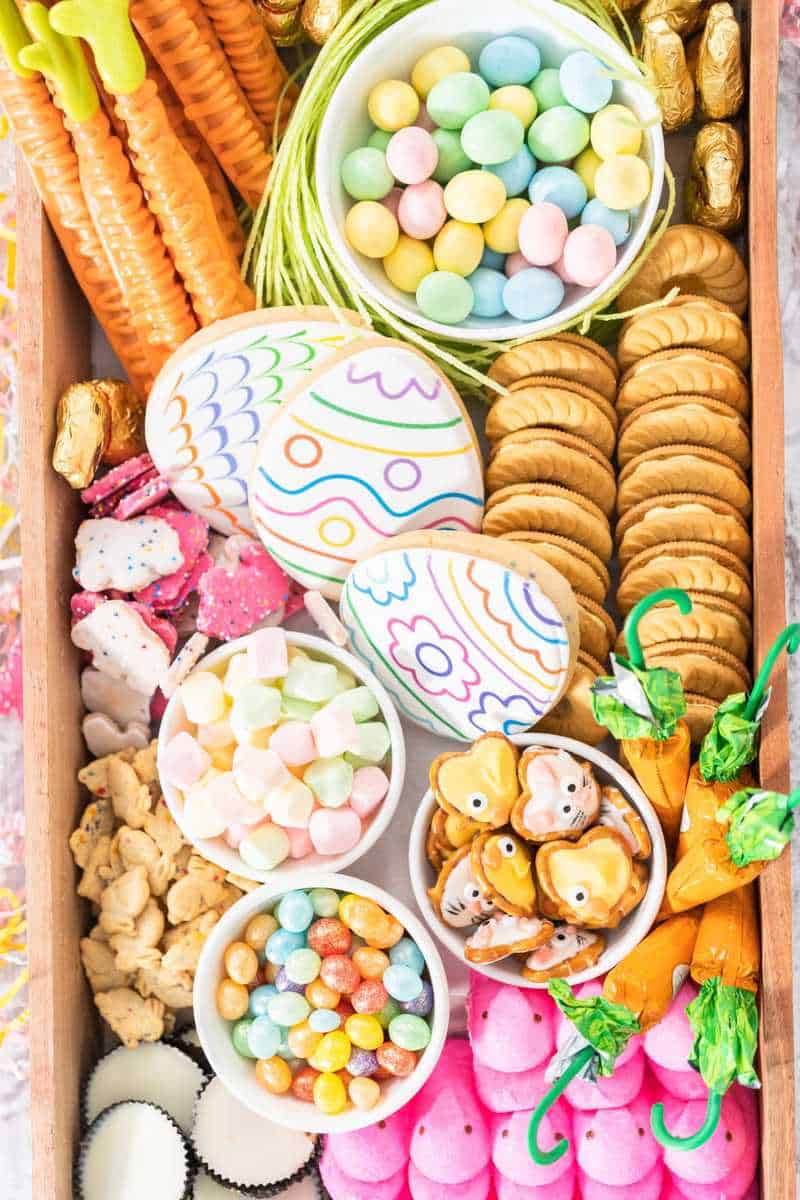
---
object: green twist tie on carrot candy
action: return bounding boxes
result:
[50,0,145,95]
[0,0,34,77]
[19,3,97,121]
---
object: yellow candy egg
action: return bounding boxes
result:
[489,85,538,129]
[411,45,471,99]
[345,201,400,259]
[345,1013,385,1051]
[255,1056,293,1094]
[349,1076,382,1111]
[244,913,278,952]
[368,80,420,132]
[310,1030,352,1073]
[574,146,603,199]
[383,235,435,293]
[352,946,390,980]
[444,170,507,225]
[224,941,259,986]
[433,220,484,276]
[590,104,643,160]
[306,978,341,1009]
[484,198,531,254]
[314,1071,348,1115]
[594,154,652,211]
[288,1020,323,1060]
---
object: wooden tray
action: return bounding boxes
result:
[18,1,795,1196]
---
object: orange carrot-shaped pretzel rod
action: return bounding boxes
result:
[198,0,296,134]
[49,0,255,324]
[20,3,198,361]
[0,0,153,392]
[127,0,273,207]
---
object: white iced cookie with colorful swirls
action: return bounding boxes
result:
[340,531,579,740]
[248,337,485,600]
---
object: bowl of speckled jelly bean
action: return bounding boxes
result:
[193,873,449,1131]
[158,629,405,882]
[317,0,664,341]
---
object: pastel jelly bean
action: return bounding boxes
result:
[244,913,279,952]
[386,126,438,184]
[594,154,652,210]
[479,36,541,87]
[528,164,588,219]
[345,1013,384,1051]
[180,671,226,724]
[311,1030,352,1073]
[309,1008,341,1033]
[417,271,474,324]
[505,251,531,278]
[247,1014,282,1059]
[340,894,404,948]
[287,1021,323,1060]
[444,170,506,224]
[426,72,490,130]
[347,721,391,765]
[284,657,339,703]
[528,106,590,163]
[461,110,524,165]
[484,198,530,254]
[320,953,361,995]
[575,145,603,197]
[232,1018,257,1058]
[217,978,249,1021]
[308,918,352,957]
[559,51,614,114]
[309,887,341,918]
[397,180,448,240]
[388,1013,432,1051]
[284,947,322,985]
[383,964,424,1002]
[268,991,310,1027]
[256,1056,293,1094]
[503,267,565,321]
[411,45,471,98]
[431,128,473,184]
[433,220,484,276]
[467,267,507,317]
[270,721,318,767]
[581,197,632,245]
[232,682,281,730]
[368,79,420,131]
[345,201,400,258]
[313,1071,347,1115]
[224,941,260,985]
[347,1048,379,1077]
[531,67,566,112]
[309,808,363,856]
[376,1042,417,1077]
[488,144,537,198]
[399,979,434,1017]
[160,732,210,789]
[266,927,307,965]
[489,84,538,128]
[384,235,435,292]
[377,998,402,1029]
[249,984,278,1017]
[349,1076,381,1110]
[351,978,389,1014]
[591,103,643,158]
[518,201,568,266]
[389,938,425,974]
[291,1066,318,1102]
[367,128,392,152]
[352,946,390,980]
[239,823,291,871]
[341,147,395,201]
[563,223,617,286]
[307,977,341,1010]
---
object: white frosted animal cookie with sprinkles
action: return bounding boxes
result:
[75,516,183,593]
[340,530,579,740]
[249,336,485,600]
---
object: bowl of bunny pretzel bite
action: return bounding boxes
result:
[409,731,667,987]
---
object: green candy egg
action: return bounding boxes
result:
[341,147,395,201]
[528,105,590,163]
[460,110,524,166]
[367,129,393,152]
[432,128,474,184]
[427,71,490,130]
[232,1018,258,1058]
[531,67,567,112]
[388,1013,432,1052]
[416,271,474,326]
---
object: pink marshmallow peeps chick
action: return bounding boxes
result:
[491,1101,575,1190]
[572,1077,661,1186]
[409,1052,490,1187]
[320,1145,408,1200]
[662,1087,755,1188]
[579,1160,664,1200]
[643,980,706,1100]
[666,1085,758,1199]
[327,1105,412,1183]
[472,1059,549,1115]
[511,747,601,842]
[468,974,555,1073]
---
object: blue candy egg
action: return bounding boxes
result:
[248,984,278,1017]
[480,247,506,270]
[265,928,306,965]
[383,963,424,1003]
[399,979,434,1017]
[389,937,426,974]
[467,267,508,318]
[503,268,565,321]
[581,198,633,246]
[487,145,537,197]
[276,889,314,933]
[247,1014,282,1059]
[479,36,541,87]
[528,165,587,219]
[309,1008,341,1033]
[559,51,614,114]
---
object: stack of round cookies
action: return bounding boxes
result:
[613,262,753,741]
[481,333,620,745]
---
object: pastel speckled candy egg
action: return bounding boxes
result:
[339,530,579,739]
[563,224,617,287]
[145,310,365,536]
[528,106,590,164]
[559,51,614,114]
[250,339,484,599]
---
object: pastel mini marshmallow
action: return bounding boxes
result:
[233,745,291,803]
[229,717,273,750]
[196,716,235,750]
[224,822,249,850]
[182,770,229,839]
[180,670,226,724]
[203,771,264,825]
[160,731,212,789]
[311,700,359,758]
[309,807,362,856]
[74,516,183,593]
[71,600,171,696]
[231,682,282,731]
[223,653,254,698]
[247,627,289,680]
[268,778,315,828]
[270,721,318,766]
[81,666,151,726]
[209,744,235,772]
[350,766,390,817]
[286,825,315,859]
[239,822,291,870]
[283,657,339,703]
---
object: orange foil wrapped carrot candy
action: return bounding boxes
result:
[0,0,153,392]
[49,0,255,325]
[199,0,296,134]
[20,2,197,363]
[691,883,760,993]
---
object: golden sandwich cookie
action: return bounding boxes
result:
[483,483,613,561]
[616,445,752,516]
[486,429,616,516]
[617,298,750,370]
[575,593,616,662]
[644,641,751,701]
[485,386,617,458]
[488,337,618,401]
[616,492,752,565]
[553,331,619,378]
[537,650,608,747]
[499,531,610,606]
[616,351,750,417]
[614,592,751,661]
[621,540,751,588]
[617,396,751,469]
[617,552,753,615]
[616,225,749,315]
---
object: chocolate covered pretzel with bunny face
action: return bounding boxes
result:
[511,747,601,843]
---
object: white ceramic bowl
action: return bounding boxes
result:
[194,872,450,1131]
[159,632,406,882]
[317,0,664,342]
[409,732,667,987]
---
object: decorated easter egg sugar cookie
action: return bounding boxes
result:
[145,307,365,537]
[249,338,485,599]
[340,530,579,739]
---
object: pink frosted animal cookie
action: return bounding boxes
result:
[81,453,158,517]
[326,1106,412,1183]
[71,599,174,696]
[135,506,210,612]
[572,1079,661,1186]
[662,1089,752,1187]
[579,1160,663,1200]
[467,974,554,1072]
[642,980,706,1100]
[196,539,289,639]
[320,1144,408,1200]
[491,1101,575,1189]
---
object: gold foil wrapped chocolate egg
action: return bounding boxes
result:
[639,0,708,36]
[302,0,356,44]
[695,2,745,120]
[52,379,145,489]
[256,0,304,45]
[641,17,696,133]
[686,121,745,233]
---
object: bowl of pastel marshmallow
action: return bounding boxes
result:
[317,0,664,341]
[158,629,405,882]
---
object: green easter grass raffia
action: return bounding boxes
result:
[244,0,675,394]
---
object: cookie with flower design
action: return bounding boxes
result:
[511,746,601,842]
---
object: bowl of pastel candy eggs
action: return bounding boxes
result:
[158,629,405,881]
[317,0,663,340]
[193,873,449,1130]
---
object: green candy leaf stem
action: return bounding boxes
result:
[717,785,800,867]
[18,2,97,122]
[50,0,146,95]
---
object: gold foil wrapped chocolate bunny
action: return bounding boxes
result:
[257,0,358,45]
[641,16,696,133]
[686,121,745,233]
[695,2,745,120]
[638,0,708,37]
[52,379,146,489]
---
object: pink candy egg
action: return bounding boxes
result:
[309,806,363,856]
[505,251,532,278]
[382,187,404,218]
[562,223,617,287]
[517,202,568,267]
[553,252,577,284]
[387,126,438,184]
[350,766,390,817]
[398,180,447,240]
